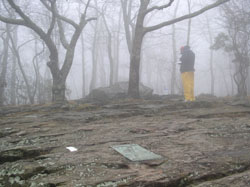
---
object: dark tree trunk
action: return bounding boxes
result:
[233,59,248,98]
[128,0,149,98]
[128,28,144,98]
[52,78,66,102]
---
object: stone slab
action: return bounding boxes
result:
[111,144,162,161]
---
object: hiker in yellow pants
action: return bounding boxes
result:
[179,46,195,102]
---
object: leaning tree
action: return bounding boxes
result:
[0,0,96,102]
[124,0,230,98]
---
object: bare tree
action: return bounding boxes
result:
[102,11,115,86]
[212,0,250,98]
[126,0,229,98]
[120,0,135,55]
[0,0,96,102]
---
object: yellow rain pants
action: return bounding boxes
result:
[181,72,195,101]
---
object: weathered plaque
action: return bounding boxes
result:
[111,144,162,161]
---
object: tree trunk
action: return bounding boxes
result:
[44,59,53,102]
[102,13,115,86]
[46,48,63,102]
[107,33,114,86]
[52,78,66,102]
[128,9,145,98]
[80,33,86,98]
[32,38,46,104]
[220,67,229,96]
[233,60,248,99]
[114,8,122,83]
[128,0,149,98]
[121,0,133,55]
[10,52,17,105]
[171,28,177,95]
[128,33,144,98]
[89,22,98,92]
[10,27,18,105]
[206,16,215,95]
[0,24,10,106]
[247,66,250,95]
[209,49,215,95]
[238,61,248,98]
[34,39,42,104]
[99,49,107,86]
[186,0,192,46]
[229,60,235,95]
[171,0,180,95]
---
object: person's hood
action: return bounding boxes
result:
[181,45,190,54]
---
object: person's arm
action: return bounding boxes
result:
[179,53,187,64]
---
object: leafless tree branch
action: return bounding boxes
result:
[144,0,230,34]
[40,0,78,29]
[145,0,175,14]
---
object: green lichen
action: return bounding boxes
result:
[97,181,118,187]
[30,182,37,187]
[9,176,25,185]
[30,173,48,180]
[96,178,130,187]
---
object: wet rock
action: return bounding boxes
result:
[16,131,27,136]
[0,128,18,138]
[0,147,54,164]
[1,97,250,186]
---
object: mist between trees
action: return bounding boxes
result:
[0,0,249,105]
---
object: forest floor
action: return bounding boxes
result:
[1,96,250,187]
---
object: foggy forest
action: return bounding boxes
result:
[1,0,250,187]
[0,0,249,105]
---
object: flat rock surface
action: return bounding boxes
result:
[1,97,250,186]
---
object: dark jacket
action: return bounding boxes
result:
[180,47,195,73]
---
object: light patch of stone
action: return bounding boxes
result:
[111,144,162,161]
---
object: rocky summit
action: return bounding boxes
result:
[1,96,250,187]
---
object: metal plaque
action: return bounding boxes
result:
[111,144,162,161]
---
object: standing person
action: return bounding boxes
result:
[179,46,195,101]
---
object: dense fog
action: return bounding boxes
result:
[0,0,249,105]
